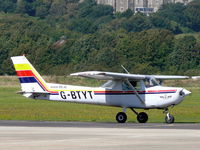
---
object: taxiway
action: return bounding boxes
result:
[0,120,200,150]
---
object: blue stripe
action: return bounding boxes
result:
[19,77,46,91]
[50,93,59,95]
[94,92,176,95]
[19,77,37,83]
[146,92,176,94]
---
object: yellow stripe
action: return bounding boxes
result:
[30,66,50,90]
[14,64,32,71]
[51,89,102,92]
[14,63,50,91]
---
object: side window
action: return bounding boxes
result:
[132,81,141,90]
[130,81,137,87]
[122,82,131,91]
[122,81,141,91]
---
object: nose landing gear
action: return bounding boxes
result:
[164,108,174,124]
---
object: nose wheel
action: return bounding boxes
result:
[165,113,174,124]
[164,108,175,124]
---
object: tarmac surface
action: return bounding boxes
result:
[0,120,200,150]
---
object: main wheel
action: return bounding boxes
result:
[165,113,174,124]
[116,112,127,123]
[137,112,148,123]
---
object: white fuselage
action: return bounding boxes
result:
[11,56,190,111]
[30,82,186,109]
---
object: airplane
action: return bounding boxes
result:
[11,55,191,124]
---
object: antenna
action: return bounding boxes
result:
[121,65,130,74]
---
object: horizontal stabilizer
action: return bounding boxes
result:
[17,91,50,97]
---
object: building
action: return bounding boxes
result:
[94,0,193,14]
[134,0,154,14]
[96,0,134,12]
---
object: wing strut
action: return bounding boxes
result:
[121,65,145,104]
[126,79,145,105]
[121,65,130,74]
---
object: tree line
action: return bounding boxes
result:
[0,0,200,75]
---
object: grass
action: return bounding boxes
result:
[0,76,200,123]
[0,87,121,122]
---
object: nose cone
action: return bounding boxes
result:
[180,89,191,96]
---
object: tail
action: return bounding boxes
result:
[11,56,49,93]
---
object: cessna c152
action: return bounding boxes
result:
[11,56,191,124]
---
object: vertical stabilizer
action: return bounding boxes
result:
[11,56,48,93]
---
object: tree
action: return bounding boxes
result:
[116,29,174,73]
[157,3,186,26]
[0,0,17,13]
[115,9,133,19]
[168,36,200,71]
[122,13,152,32]
[49,0,68,17]
[184,0,200,31]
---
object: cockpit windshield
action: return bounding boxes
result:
[144,77,159,87]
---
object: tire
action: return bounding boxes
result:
[165,114,175,124]
[116,112,127,123]
[137,112,148,123]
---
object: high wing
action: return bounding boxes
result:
[153,75,190,80]
[70,71,189,80]
[192,76,200,79]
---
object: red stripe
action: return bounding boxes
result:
[94,90,176,94]
[16,70,34,77]
[16,70,58,94]
[94,91,141,93]
[147,90,177,92]
[33,74,58,94]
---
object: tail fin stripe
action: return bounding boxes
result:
[19,77,37,83]
[14,64,47,89]
[11,56,58,94]
[16,70,46,90]
[14,64,32,71]
[17,70,58,94]
[19,77,46,92]
[16,70,34,77]
[33,75,58,93]
[33,76,49,92]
